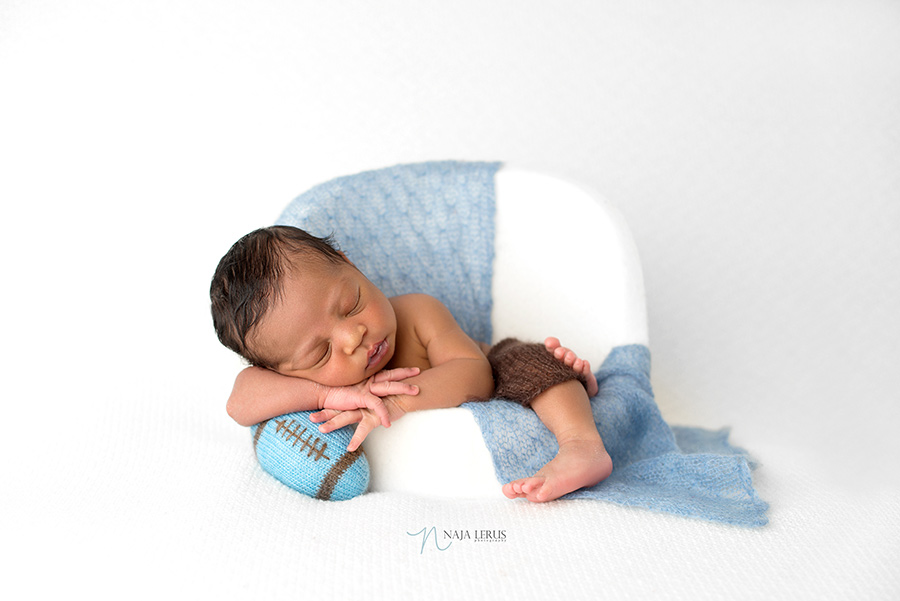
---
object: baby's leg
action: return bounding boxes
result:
[502,379,612,502]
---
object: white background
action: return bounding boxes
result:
[2,1,898,599]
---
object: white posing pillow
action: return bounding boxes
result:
[364,166,648,498]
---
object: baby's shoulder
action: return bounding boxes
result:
[387,295,445,369]
[388,293,443,312]
[389,294,456,332]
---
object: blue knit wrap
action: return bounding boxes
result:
[277,161,498,345]
[277,161,768,526]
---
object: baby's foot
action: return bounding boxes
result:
[502,438,613,502]
[544,337,599,397]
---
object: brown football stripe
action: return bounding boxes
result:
[315,448,364,500]
[253,419,269,451]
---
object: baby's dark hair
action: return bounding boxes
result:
[210,225,344,367]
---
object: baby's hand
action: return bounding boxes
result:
[316,367,420,429]
[311,397,405,451]
[544,337,599,397]
[311,367,419,450]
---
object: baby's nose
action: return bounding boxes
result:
[340,323,366,354]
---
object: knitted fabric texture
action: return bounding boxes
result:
[251,411,369,501]
[464,345,769,526]
[277,161,500,344]
[486,338,588,407]
[276,161,768,526]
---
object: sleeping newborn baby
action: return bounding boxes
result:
[210,225,612,502]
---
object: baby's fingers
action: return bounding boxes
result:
[368,379,420,398]
[309,409,342,423]
[362,395,393,429]
[347,420,376,452]
[315,409,362,434]
[373,366,421,382]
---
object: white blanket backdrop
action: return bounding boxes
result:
[3,1,898,599]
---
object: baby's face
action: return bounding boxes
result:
[251,258,397,387]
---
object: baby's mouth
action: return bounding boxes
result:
[367,339,388,369]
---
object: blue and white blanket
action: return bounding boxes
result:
[278,161,768,527]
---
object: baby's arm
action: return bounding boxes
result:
[313,295,494,442]
[226,365,419,427]
[382,294,494,413]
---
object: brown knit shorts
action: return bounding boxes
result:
[485,338,589,407]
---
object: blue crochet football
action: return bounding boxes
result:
[251,412,369,501]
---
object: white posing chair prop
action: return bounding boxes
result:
[265,161,765,526]
[363,166,648,498]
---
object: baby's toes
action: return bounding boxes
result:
[544,337,561,351]
[586,372,599,397]
[523,478,546,495]
[577,359,594,380]
[531,482,554,503]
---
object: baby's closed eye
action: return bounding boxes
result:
[316,344,331,365]
[348,287,363,316]
[343,286,362,317]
